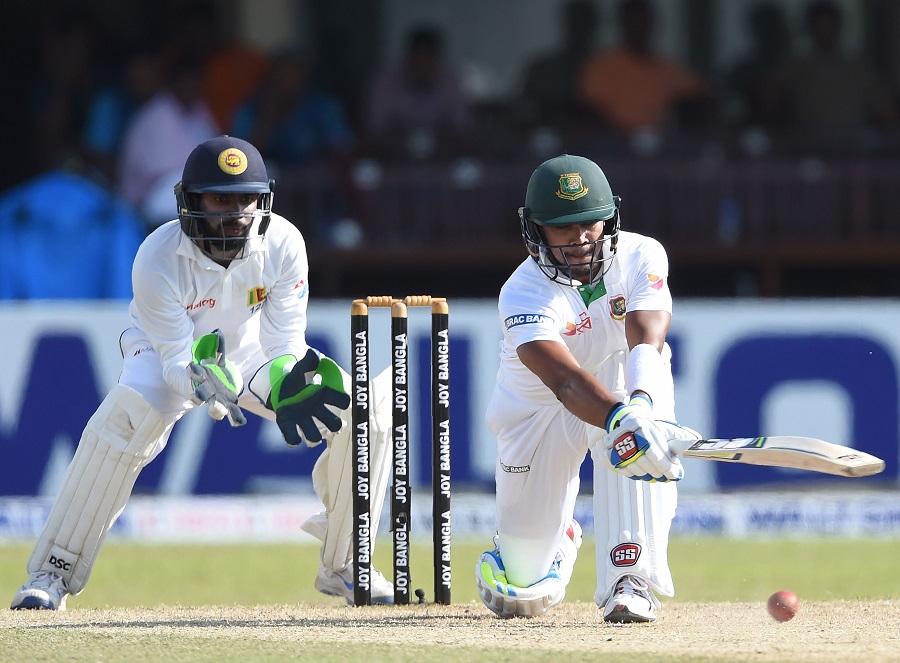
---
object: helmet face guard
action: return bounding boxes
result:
[519,154,621,287]
[175,136,275,262]
[519,202,620,287]
[176,184,274,261]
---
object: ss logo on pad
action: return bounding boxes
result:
[610,543,641,567]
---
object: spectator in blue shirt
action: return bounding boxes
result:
[0,169,144,300]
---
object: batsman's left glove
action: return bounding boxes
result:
[187,330,247,427]
[265,349,351,447]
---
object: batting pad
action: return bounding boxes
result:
[589,346,679,604]
[590,438,678,606]
[28,384,167,594]
[306,366,393,571]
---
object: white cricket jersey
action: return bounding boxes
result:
[487,230,672,434]
[128,213,310,400]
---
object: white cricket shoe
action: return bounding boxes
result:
[10,571,69,611]
[476,519,582,619]
[602,575,659,623]
[315,561,395,605]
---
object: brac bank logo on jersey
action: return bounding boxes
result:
[504,313,552,330]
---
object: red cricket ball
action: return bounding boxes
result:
[767,589,799,622]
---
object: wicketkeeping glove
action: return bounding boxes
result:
[187,330,246,427]
[602,402,699,482]
[266,349,351,447]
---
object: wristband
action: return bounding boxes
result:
[604,402,627,432]
[628,392,653,409]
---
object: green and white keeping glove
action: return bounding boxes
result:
[187,330,247,427]
[262,349,351,447]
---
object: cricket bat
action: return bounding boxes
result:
[669,436,885,478]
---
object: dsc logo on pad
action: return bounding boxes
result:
[48,555,72,572]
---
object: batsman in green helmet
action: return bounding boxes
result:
[519,153,621,287]
[476,154,702,623]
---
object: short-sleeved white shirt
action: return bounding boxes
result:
[486,230,672,435]
[127,213,310,400]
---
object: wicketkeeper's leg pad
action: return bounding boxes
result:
[27,384,168,594]
[303,365,392,571]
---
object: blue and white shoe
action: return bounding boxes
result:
[10,571,68,610]
[315,562,395,605]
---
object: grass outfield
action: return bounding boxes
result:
[1,537,898,607]
[2,539,900,662]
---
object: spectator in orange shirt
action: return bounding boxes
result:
[159,0,269,133]
[192,0,269,133]
[204,43,269,132]
[577,0,712,136]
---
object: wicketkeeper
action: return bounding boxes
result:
[476,154,701,622]
[10,136,395,610]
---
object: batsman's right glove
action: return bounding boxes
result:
[602,402,699,482]
[265,349,351,447]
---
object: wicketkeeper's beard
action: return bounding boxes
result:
[198,217,252,258]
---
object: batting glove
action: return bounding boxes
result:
[188,330,246,427]
[603,403,693,482]
[266,349,351,447]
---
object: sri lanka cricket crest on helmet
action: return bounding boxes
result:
[218,147,249,176]
[556,173,589,200]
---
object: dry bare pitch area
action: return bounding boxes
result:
[2,600,899,662]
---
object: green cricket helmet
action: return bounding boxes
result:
[518,154,621,286]
[174,135,275,261]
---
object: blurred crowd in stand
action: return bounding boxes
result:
[4,0,900,299]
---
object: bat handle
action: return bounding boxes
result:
[667,436,695,456]
[663,422,705,456]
